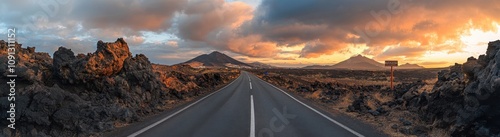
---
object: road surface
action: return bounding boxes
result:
[118,71,385,137]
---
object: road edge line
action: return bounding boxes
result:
[250,95,255,137]
[127,74,242,137]
[255,75,365,137]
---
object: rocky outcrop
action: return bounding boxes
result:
[52,47,76,84]
[152,64,239,99]
[0,38,167,137]
[53,38,132,84]
[419,40,500,136]
[0,40,53,85]
[87,39,131,76]
[0,38,239,137]
[1,83,121,136]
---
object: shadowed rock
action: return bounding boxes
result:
[0,38,239,137]
[421,40,500,136]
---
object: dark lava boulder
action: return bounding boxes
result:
[420,40,500,136]
[0,38,168,137]
[347,93,371,113]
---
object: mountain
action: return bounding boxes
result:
[303,55,386,70]
[331,55,385,70]
[248,62,278,68]
[398,63,425,69]
[182,51,252,68]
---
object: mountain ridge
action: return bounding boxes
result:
[303,55,427,70]
[248,61,278,68]
[331,55,385,70]
[181,51,252,68]
[303,55,385,70]
[398,63,425,69]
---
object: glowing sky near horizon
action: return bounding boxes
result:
[1,0,500,68]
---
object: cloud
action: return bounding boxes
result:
[124,35,145,46]
[2,0,500,66]
[221,34,280,57]
[72,0,187,31]
[178,0,253,41]
[375,46,427,60]
[255,23,330,46]
[166,40,178,48]
[299,40,344,58]
[176,0,281,58]
[273,57,296,60]
[420,61,450,66]
[0,1,170,50]
[240,0,500,58]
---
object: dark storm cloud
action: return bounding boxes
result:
[175,0,280,58]
[71,0,187,31]
[2,0,500,64]
[254,0,386,24]
[1,0,187,60]
[239,0,500,58]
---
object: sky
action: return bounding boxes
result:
[1,0,500,68]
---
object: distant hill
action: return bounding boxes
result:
[181,51,252,68]
[331,55,385,70]
[398,63,425,69]
[303,55,386,70]
[248,62,278,69]
[302,65,332,69]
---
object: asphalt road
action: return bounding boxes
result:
[124,71,385,137]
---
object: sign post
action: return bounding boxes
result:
[385,60,398,90]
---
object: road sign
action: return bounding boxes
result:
[385,61,398,66]
[385,60,398,90]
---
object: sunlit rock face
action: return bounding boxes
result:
[87,38,131,76]
[0,40,53,84]
[53,38,132,84]
[0,38,240,137]
[0,38,167,136]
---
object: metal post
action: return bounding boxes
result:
[390,66,393,90]
[385,60,397,91]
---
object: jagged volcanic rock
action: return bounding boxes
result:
[0,38,239,137]
[53,38,132,84]
[0,40,53,85]
[88,38,131,76]
[0,38,166,137]
[421,40,500,136]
